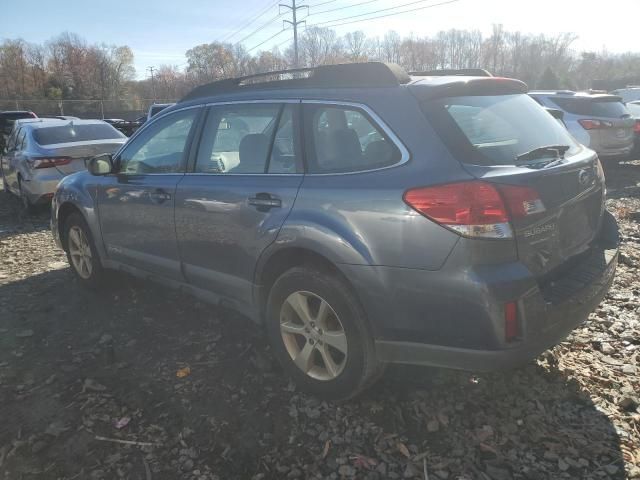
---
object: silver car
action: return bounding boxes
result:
[529,91,635,158]
[1,119,126,210]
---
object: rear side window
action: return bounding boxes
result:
[422,94,580,166]
[303,104,401,174]
[195,103,301,174]
[33,123,124,145]
[626,103,640,117]
[551,97,630,118]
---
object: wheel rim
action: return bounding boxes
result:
[67,225,93,279]
[280,291,348,381]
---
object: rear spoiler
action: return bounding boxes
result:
[410,77,528,100]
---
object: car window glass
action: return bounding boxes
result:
[304,105,400,174]
[551,97,629,117]
[195,104,284,174]
[16,130,26,151]
[118,108,197,174]
[33,123,124,145]
[422,94,580,166]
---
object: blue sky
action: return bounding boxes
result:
[3,0,639,79]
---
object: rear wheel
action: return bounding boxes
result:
[17,177,37,213]
[266,266,381,400]
[64,213,105,288]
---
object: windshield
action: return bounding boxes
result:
[422,94,581,166]
[33,123,124,145]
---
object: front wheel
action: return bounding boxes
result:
[266,266,381,400]
[64,213,105,288]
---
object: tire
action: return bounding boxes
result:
[17,177,38,214]
[63,212,106,288]
[266,265,380,400]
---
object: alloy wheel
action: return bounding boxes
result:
[68,225,93,279]
[280,291,348,381]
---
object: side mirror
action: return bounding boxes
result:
[88,154,113,176]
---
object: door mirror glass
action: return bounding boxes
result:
[88,154,113,175]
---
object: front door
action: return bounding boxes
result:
[97,107,201,280]
[175,102,303,305]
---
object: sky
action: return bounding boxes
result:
[2,0,639,79]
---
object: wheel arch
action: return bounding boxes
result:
[57,202,85,250]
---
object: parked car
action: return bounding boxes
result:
[529,91,634,159]
[2,119,126,210]
[1,110,37,151]
[610,86,640,103]
[52,63,619,399]
[147,103,174,121]
[626,101,640,155]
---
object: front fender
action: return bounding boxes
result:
[52,173,103,258]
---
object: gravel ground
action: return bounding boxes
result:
[0,161,638,480]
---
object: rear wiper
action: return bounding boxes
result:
[515,145,570,163]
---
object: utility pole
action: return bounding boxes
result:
[147,66,156,101]
[280,0,307,68]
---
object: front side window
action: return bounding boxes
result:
[118,108,197,174]
[195,103,300,174]
[304,104,401,174]
[422,94,581,166]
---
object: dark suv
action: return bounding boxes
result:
[51,63,619,399]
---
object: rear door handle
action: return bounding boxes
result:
[149,188,172,204]
[248,193,282,209]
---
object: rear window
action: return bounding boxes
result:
[551,97,629,118]
[422,94,580,166]
[33,123,124,145]
[150,105,169,117]
[626,103,640,117]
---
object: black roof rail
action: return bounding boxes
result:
[180,62,410,102]
[409,68,493,77]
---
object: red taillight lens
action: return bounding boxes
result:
[634,120,640,134]
[579,119,612,130]
[498,184,546,219]
[504,301,518,342]
[30,156,72,169]
[404,181,545,239]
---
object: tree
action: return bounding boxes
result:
[538,66,561,89]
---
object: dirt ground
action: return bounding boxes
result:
[0,161,639,480]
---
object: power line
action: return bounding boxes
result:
[306,0,338,7]
[305,0,460,29]
[217,0,280,43]
[246,29,287,53]
[235,11,285,46]
[306,0,380,17]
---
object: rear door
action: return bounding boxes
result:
[175,101,303,305]
[421,91,605,278]
[97,107,201,280]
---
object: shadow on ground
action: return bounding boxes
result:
[0,268,626,479]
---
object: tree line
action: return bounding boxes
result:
[2,26,640,105]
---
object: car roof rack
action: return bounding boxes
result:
[409,68,493,77]
[180,62,411,102]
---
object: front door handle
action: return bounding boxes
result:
[149,188,172,204]
[248,193,281,210]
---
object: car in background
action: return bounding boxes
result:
[1,119,126,210]
[49,115,80,121]
[611,87,640,103]
[52,63,619,399]
[147,103,174,121]
[1,110,37,150]
[529,91,634,159]
[626,100,640,155]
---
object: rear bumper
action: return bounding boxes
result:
[375,243,617,370]
[362,212,619,371]
[597,144,634,158]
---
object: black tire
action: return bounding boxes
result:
[63,212,106,288]
[266,265,380,400]
[17,177,38,214]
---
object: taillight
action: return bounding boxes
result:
[403,181,545,239]
[29,156,72,169]
[504,301,518,342]
[634,120,640,134]
[579,119,613,130]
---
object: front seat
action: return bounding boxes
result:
[230,134,269,173]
